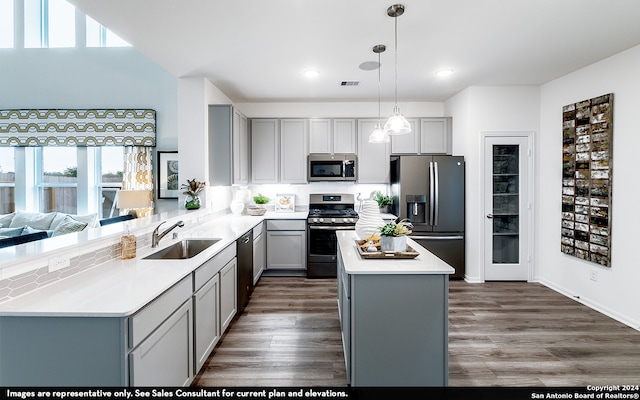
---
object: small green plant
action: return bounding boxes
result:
[379,220,413,237]
[253,193,270,205]
[374,191,393,208]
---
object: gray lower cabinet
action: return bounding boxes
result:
[129,298,194,386]
[219,257,238,333]
[193,274,220,372]
[266,219,306,270]
[253,222,266,284]
[337,246,449,387]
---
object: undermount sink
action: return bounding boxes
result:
[143,239,221,260]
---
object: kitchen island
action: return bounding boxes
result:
[336,230,454,387]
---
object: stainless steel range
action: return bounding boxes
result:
[307,194,358,278]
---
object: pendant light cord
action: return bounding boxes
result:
[394,12,398,110]
[378,50,382,122]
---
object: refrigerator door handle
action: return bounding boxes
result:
[410,235,464,240]
[429,161,435,225]
[434,161,439,226]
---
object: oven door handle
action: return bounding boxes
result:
[309,225,355,230]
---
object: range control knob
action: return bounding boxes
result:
[312,218,318,223]
[319,218,324,223]
[331,218,336,223]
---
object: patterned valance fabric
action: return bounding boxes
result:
[0,109,156,146]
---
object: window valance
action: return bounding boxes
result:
[0,109,156,147]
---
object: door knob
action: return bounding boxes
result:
[486,214,493,219]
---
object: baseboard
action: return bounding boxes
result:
[535,278,640,332]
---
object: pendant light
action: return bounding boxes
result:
[369,44,390,144]
[384,4,411,136]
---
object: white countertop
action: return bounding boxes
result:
[337,230,455,275]
[0,211,307,318]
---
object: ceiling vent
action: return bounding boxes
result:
[340,81,360,86]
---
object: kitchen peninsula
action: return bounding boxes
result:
[336,231,454,387]
[0,210,307,387]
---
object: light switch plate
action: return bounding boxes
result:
[48,256,70,273]
[590,270,598,282]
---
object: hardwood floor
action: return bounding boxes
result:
[448,281,640,386]
[192,277,640,387]
[192,277,346,387]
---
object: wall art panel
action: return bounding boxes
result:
[561,93,613,267]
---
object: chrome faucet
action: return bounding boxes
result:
[151,220,184,248]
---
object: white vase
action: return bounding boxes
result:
[230,200,244,215]
[355,200,385,239]
[380,235,407,252]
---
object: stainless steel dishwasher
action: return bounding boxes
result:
[236,230,254,313]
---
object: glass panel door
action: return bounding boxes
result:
[492,145,520,263]
[484,134,532,281]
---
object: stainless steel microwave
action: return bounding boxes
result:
[308,154,357,182]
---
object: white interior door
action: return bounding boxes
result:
[483,133,533,281]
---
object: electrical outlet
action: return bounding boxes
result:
[48,256,70,273]
[590,270,598,282]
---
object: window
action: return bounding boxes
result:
[86,15,130,47]
[0,147,15,214]
[24,0,75,48]
[39,147,78,214]
[99,146,124,218]
[6,146,130,216]
[0,0,14,48]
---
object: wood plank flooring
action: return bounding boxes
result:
[192,277,346,387]
[192,277,640,387]
[448,281,640,386]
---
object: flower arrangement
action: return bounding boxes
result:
[253,193,270,205]
[373,191,393,208]
[181,179,205,209]
[379,219,413,237]
[378,219,413,252]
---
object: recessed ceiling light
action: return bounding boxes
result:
[303,69,320,78]
[436,69,453,78]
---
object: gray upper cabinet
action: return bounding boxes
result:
[309,119,332,153]
[420,118,451,154]
[333,119,357,154]
[280,119,308,184]
[391,117,452,155]
[233,109,249,184]
[390,118,420,154]
[251,118,307,184]
[357,119,390,183]
[209,105,249,185]
[251,119,280,184]
[309,118,356,154]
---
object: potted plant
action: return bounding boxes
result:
[374,191,393,213]
[181,178,205,210]
[378,219,413,252]
[247,193,270,215]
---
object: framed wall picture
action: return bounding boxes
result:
[158,151,179,199]
[275,193,295,212]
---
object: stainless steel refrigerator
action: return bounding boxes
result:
[390,155,465,278]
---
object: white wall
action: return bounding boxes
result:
[445,86,540,282]
[0,47,179,214]
[537,44,640,327]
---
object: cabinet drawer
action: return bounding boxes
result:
[194,243,236,291]
[129,275,192,349]
[266,219,305,231]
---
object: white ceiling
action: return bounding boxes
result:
[70,0,640,103]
